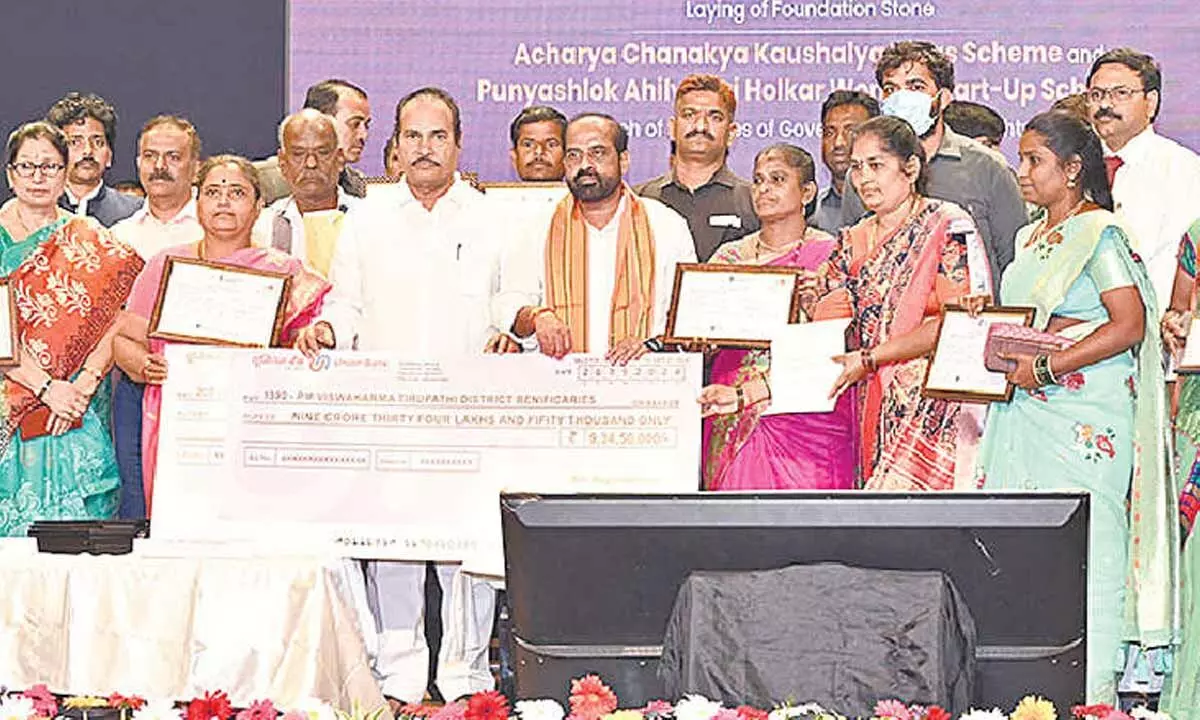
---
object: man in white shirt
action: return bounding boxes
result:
[111,116,204,260]
[1087,47,1200,313]
[108,115,204,521]
[296,87,526,707]
[251,109,354,277]
[505,112,697,361]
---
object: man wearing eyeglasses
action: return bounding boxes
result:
[44,92,142,227]
[1087,48,1200,312]
[250,109,353,278]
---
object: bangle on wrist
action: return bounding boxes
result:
[735,384,745,413]
[1033,353,1059,387]
[531,307,556,324]
[862,348,878,374]
[34,376,53,401]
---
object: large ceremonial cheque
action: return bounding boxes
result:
[151,347,702,571]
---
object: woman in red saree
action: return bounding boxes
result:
[118,155,330,513]
[0,122,143,535]
[698,144,857,490]
[814,116,993,491]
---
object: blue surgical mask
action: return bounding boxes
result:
[881,89,938,136]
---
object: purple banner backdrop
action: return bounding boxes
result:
[290,0,1200,184]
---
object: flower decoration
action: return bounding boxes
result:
[236,700,278,720]
[959,709,1007,720]
[0,696,36,720]
[924,707,950,720]
[873,701,912,720]
[712,710,741,720]
[282,713,308,720]
[109,695,148,712]
[132,700,185,720]
[515,701,565,720]
[430,702,466,720]
[736,709,768,720]
[290,699,338,720]
[466,691,509,720]
[1011,696,1056,720]
[23,685,58,717]
[639,703,673,720]
[568,676,618,720]
[66,697,111,710]
[397,705,436,720]
[602,712,645,720]
[673,696,722,720]
[186,691,233,720]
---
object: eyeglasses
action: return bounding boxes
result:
[8,162,65,178]
[1086,86,1147,104]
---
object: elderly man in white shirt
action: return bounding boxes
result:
[251,109,356,277]
[111,115,204,260]
[295,87,529,708]
[1087,47,1200,313]
[504,112,696,360]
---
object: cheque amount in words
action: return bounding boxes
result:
[260,410,677,428]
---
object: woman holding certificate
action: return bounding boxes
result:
[974,110,1167,701]
[120,155,330,512]
[698,144,857,490]
[814,116,990,491]
[0,121,143,535]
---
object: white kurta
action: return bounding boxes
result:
[1106,126,1200,313]
[499,193,697,351]
[317,175,532,702]
[111,198,203,260]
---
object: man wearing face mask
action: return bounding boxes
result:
[841,41,1026,283]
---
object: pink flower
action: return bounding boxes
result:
[1061,373,1085,391]
[281,713,308,720]
[431,702,468,720]
[569,676,618,720]
[712,710,740,720]
[1096,434,1116,458]
[465,692,509,720]
[24,685,58,717]
[735,708,767,720]
[873,700,912,720]
[640,702,674,720]
[235,700,278,720]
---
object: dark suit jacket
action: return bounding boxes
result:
[59,184,143,228]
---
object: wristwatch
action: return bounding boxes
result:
[643,337,664,352]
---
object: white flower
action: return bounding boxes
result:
[674,695,722,720]
[1130,708,1170,720]
[515,700,566,720]
[959,709,1008,720]
[292,699,339,720]
[0,696,36,720]
[131,700,184,720]
[768,705,837,720]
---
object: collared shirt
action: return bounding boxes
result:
[110,197,202,259]
[250,188,357,276]
[320,174,532,355]
[842,127,1027,285]
[498,191,697,352]
[635,164,756,261]
[808,184,845,234]
[1105,126,1200,311]
[60,183,143,228]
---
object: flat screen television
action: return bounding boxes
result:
[500,492,1088,710]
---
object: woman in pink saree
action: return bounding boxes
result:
[119,155,330,512]
[698,144,857,490]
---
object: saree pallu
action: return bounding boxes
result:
[703,235,857,490]
[978,209,1171,702]
[827,199,987,491]
[0,217,143,536]
[127,244,330,513]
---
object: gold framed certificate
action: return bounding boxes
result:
[148,257,291,348]
[663,263,804,350]
[922,305,1035,403]
[0,278,17,366]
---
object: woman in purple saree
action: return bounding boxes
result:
[699,144,857,490]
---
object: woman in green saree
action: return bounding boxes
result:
[0,121,142,535]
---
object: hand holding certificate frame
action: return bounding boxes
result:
[148,257,291,348]
[922,304,1034,403]
[1175,314,1200,374]
[664,263,804,349]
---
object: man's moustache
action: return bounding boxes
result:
[148,171,174,182]
[573,170,599,182]
[1094,108,1122,121]
[686,131,715,140]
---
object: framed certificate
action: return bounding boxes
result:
[0,278,17,366]
[1177,316,1200,373]
[663,263,804,349]
[922,305,1035,403]
[148,257,291,348]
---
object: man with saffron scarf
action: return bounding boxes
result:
[506,113,696,361]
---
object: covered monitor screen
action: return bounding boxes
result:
[501,492,1087,710]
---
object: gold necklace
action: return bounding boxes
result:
[1027,200,1086,248]
[755,230,804,262]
